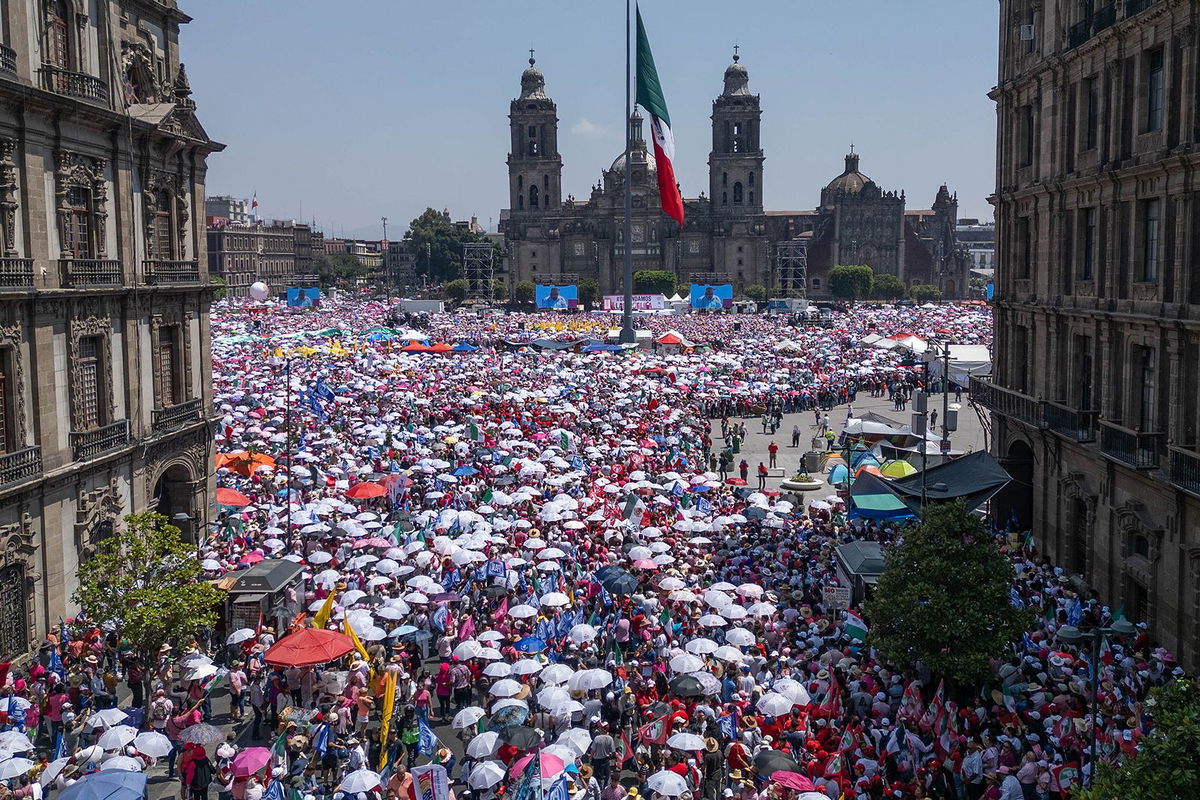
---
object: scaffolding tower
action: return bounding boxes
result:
[774,239,808,298]
[462,243,494,302]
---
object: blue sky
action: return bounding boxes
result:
[186,1,999,238]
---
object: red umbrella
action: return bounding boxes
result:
[263,628,355,667]
[345,482,386,499]
[725,478,748,486]
[770,772,816,792]
[216,488,251,506]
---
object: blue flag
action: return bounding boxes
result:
[315,378,336,402]
[52,733,64,760]
[486,559,507,579]
[263,780,285,800]
[48,646,65,680]
[313,723,330,758]
[1009,587,1025,609]
[418,716,437,756]
[718,712,737,741]
[441,568,462,589]
[431,606,449,633]
[696,497,712,515]
[1068,598,1083,626]
[546,776,571,800]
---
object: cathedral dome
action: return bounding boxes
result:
[609,148,656,175]
[825,152,871,194]
[723,53,750,96]
[520,56,547,99]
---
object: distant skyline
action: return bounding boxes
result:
[186,1,999,240]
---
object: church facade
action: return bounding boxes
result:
[500,54,970,299]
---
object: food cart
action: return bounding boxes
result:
[224,559,305,634]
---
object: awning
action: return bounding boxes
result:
[888,450,1012,514]
[229,559,304,594]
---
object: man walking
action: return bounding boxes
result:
[756,462,768,490]
[767,441,779,469]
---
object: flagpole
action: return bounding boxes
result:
[619,0,635,344]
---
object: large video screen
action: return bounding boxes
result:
[690,284,732,310]
[535,285,578,310]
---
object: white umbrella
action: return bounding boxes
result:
[340,769,382,793]
[666,732,706,752]
[468,761,506,790]
[132,731,173,758]
[713,645,744,662]
[482,662,512,678]
[489,678,523,697]
[540,664,575,685]
[748,602,777,617]
[537,686,570,710]
[38,757,70,788]
[684,638,717,655]
[771,679,812,706]
[0,757,33,780]
[669,653,704,674]
[454,641,483,660]
[100,756,143,772]
[508,604,538,619]
[512,659,543,676]
[647,770,689,797]
[97,725,139,750]
[757,692,795,717]
[478,646,504,661]
[557,728,592,757]
[724,628,756,646]
[452,707,487,729]
[569,668,613,691]
[540,592,570,607]
[0,731,32,752]
[568,624,597,643]
[185,663,220,681]
[226,628,256,645]
[698,614,728,628]
[466,731,500,758]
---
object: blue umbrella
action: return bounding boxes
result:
[689,484,712,493]
[452,466,479,477]
[514,637,546,653]
[60,770,148,800]
[488,704,530,730]
[388,625,418,638]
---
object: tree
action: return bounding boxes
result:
[208,275,227,300]
[743,284,767,302]
[911,284,943,304]
[864,503,1032,683]
[1077,678,1200,799]
[316,253,368,288]
[403,208,493,282]
[513,281,536,304]
[872,273,906,301]
[578,278,600,309]
[73,512,222,713]
[675,283,690,299]
[445,279,469,303]
[491,279,508,301]
[633,269,676,295]
[829,265,875,303]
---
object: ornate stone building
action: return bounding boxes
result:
[0,0,221,661]
[979,0,1200,668]
[500,54,969,298]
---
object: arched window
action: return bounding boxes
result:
[518,176,523,191]
[723,121,730,152]
[149,190,173,258]
[732,123,742,153]
[529,185,539,209]
[733,182,744,203]
[518,196,524,209]
[748,171,755,187]
[543,174,548,190]
[722,172,727,187]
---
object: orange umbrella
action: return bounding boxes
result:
[216,451,276,477]
[216,487,251,506]
[345,482,386,500]
[263,628,355,667]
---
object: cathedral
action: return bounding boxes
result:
[500,53,970,300]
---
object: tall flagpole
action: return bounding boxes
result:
[619,0,635,344]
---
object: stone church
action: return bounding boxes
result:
[500,53,969,299]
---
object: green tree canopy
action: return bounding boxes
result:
[743,284,767,302]
[491,279,507,301]
[1077,678,1200,799]
[404,208,491,282]
[444,278,469,303]
[578,278,600,309]
[513,281,536,304]
[864,503,1032,683]
[872,273,906,301]
[74,512,222,708]
[829,265,875,302]
[633,269,676,295]
[910,284,943,303]
[315,253,368,288]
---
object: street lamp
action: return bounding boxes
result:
[171,511,195,544]
[1056,619,1137,788]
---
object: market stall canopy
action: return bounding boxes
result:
[926,343,992,385]
[229,559,304,594]
[655,330,695,347]
[888,450,1011,514]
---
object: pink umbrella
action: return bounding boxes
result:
[353,537,393,550]
[231,747,272,777]
[770,772,816,792]
[509,752,565,778]
[632,559,659,570]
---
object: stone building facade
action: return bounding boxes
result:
[980,0,1200,668]
[206,220,314,297]
[0,0,221,661]
[500,55,969,298]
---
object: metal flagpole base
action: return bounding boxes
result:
[618,325,637,344]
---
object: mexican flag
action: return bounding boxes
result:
[635,6,684,226]
[844,610,869,641]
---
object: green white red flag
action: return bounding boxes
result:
[635,6,684,226]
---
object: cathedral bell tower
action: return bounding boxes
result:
[709,49,764,216]
[508,53,562,213]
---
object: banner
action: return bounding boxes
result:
[377,670,397,769]
[407,765,449,800]
[535,284,578,310]
[286,287,320,307]
[690,284,732,309]
[602,294,665,311]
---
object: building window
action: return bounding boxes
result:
[64,186,93,259]
[1081,207,1095,279]
[1017,216,1032,278]
[722,172,727,187]
[0,349,12,454]
[543,175,548,190]
[722,192,727,205]
[1084,76,1099,150]
[1142,198,1160,281]
[748,171,755,187]
[733,182,743,203]
[156,326,181,408]
[1013,325,1029,393]
[812,278,821,290]
[749,191,754,204]
[732,123,742,153]
[1145,49,1164,133]
[573,242,584,256]
[1020,105,1035,166]
[76,336,107,431]
[529,185,539,209]
[150,190,173,259]
[47,1,70,70]
[1137,345,1156,430]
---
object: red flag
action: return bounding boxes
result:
[638,715,671,745]
[616,731,634,766]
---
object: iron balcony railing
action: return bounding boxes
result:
[0,258,34,288]
[1169,446,1200,497]
[143,259,200,285]
[38,65,108,103]
[1045,401,1099,442]
[970,376,1046,429]
[1099,420,1163,469]
[151,398,202,434]
[60,259,121,288]
[0,446,41,488]
[0,44,16,76]
[70,420,130,461]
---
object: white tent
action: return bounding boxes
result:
[927,344,992,385]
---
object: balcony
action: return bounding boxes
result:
[60,259,121,288]
[1169,446,1200,497]
[1045,401,1098,442]
[1099,420,1163,469]
[970,376,1046,429]
[0,44,16,77]
[70,420,130,461]
[39,65,108,104]
[143,259,200,285]
[1125,0,1156,16]
[0,258,34,289]
[151,398,202,434]
[0,446,42,489]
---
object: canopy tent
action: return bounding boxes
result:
[888,450,1011,514]
[847,471,914,521]
[926,344,992,386]
[655,330,695,348]
[772,340,805,354]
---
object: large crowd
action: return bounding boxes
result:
[1,297,1180,800]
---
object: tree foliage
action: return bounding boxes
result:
[1077,678,1200,800]
[743,284,767,302]
[864,503,1032,683]
[444,278,469,303]
[513,281,536,304]
[829,265,875,302]
[578,278,600,309]
[74,512,222,703]
[872,273,906,301]
[403,208,492,282]
[633,269,676,295]
[910,284,943,304]
[315,253,368,288]
[491,279,508,301]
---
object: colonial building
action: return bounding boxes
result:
[0,0,221,661]
[979,0,1200,668]
[500,54,969,298]
[206,219,314,297]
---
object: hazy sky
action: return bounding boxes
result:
[187,1,999,239]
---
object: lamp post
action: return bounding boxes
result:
[1055,620,1137,788]
[171,511,195,550]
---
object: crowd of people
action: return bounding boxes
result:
[0,297,1179,800]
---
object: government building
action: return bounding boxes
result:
[0,0,220,661]
[980,0,1200,669]
[500,54,970,299]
